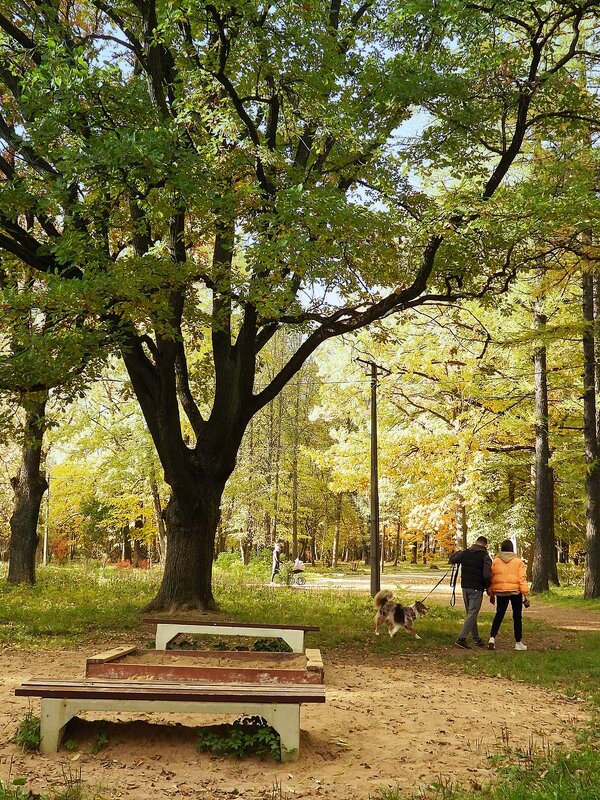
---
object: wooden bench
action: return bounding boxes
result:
[15,679,326,761]
[143,617,319,652]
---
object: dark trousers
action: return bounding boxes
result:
[490,594,523,641]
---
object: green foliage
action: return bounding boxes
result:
[0,783,89,800]
[11,710,40,752]
[196,716,282,760]
[251,638,293,653]
[277,561,295,586]
[214,551,269,581]
[90,727,109,754]
[0,782,30,800]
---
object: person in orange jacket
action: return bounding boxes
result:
[488,539,530,651]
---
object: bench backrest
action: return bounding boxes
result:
[142,618,319,631]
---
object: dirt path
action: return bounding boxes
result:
[524,601,600,632]
[0,637,589,800]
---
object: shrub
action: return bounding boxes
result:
[196,715,282,760]
[11,710,40,752]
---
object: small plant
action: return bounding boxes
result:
[11,710,40,752]
[54,764,84,800]
[252,637,292,652]
[0,780,30,800]
[91,726,109,754]
[277,562,294,586]
[196,715,282,760]
[64,739,78,751]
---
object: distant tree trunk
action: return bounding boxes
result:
[583,272,600,598]
[215,517,228,555]
[8,392,49,585]
[594,274,600,444]
[393,521,401,566]
[548,467,559,584]
[531,309,555,592]
[272,392,283,540]
[265,399,275,542]
[456,485,468,549]
[308,521,317,564]
[332,493,342,568]
[508,473,515,505]
[241,419,255,565]
[132,539,143,567]
[149,475,167,562]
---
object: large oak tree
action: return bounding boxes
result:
[1,0,598,609]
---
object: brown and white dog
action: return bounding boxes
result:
[373,590,429,639]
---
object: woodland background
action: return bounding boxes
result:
[2,1,600,602]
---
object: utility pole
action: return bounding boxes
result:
[43,471,50,566]
[356,358,390,597]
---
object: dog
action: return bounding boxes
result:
[373,590,429,639]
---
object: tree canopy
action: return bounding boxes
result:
[1,0,599,607]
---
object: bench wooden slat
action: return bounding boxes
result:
[15,679,325,705]
[86,646,138,664]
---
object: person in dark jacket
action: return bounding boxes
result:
[449,536,492,649]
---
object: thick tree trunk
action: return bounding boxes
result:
[531,309,554,593]
[8,393,48,585]
[583,273,600,598]
[142,482,223,611]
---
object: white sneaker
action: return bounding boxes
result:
[515,641,527,651]
[488,637,495,650]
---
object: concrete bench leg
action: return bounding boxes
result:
[261,704,300,761]
[155,624,179,649]
[279,631,304,653]
[40,698,78,753]
[36,697,304,760]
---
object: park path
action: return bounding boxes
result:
[524,601,600,631]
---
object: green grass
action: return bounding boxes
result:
[0,564,161,647]
[533,585,600,610]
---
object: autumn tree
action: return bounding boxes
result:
[1,1,599,609]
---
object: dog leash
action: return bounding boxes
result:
[419,569,452,604]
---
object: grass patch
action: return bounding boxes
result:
[0,564,160,647]
[372,722,600,800]
[532,585,600,611]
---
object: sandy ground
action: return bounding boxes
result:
[0,614,592,800]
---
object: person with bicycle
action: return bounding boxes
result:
[270,543,282,584]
